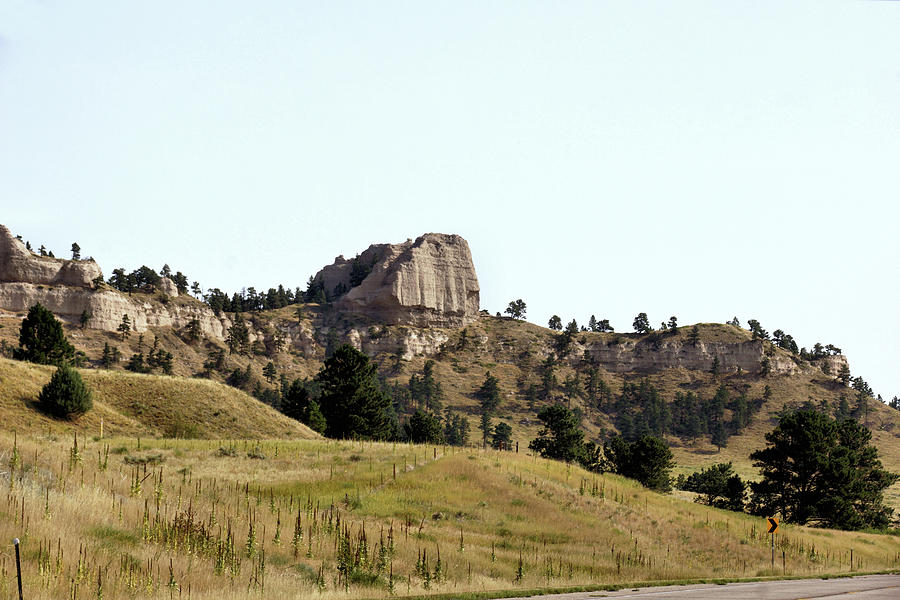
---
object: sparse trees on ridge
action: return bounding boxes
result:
[504,299,526,320]
[632,312,651,334]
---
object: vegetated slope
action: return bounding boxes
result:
[1,432,898,600]
[2,303,898,499]
[0,357,318,439]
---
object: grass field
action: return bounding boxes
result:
[0,357,318,440]
[1,430,899,600]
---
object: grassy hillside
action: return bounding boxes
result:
[0,357,318,440]
[1,431,899,600]
[2,301,898,505]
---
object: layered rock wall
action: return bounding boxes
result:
[0,282,231,338]
[315,233,480,328]
[582,338,801,375]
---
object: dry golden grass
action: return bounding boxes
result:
[0,357,318,440]
[1,432,898,600]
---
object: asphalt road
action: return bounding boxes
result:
[494,574,900,600]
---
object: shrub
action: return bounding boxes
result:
[38,365,92,418]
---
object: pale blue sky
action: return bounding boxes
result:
[2,1,898,399]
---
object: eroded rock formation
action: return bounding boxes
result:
[0,225,225,337]
[0,224,101,287]
[314,233,480,328]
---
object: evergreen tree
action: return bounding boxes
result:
[263,361,277,384]
[117,314,131,340]
[404,410,445,444]
[14,303,76,365]
[126,352,148,373]
[70,242,81,260]
[747,319,769,340]
[604,435,674,492]
[492,422,513,450]
[679,462,744,509]
[226,313,250,354]
[504,299,527,320]
[548,315,562,331]
[157,351,174,375]
[632,312,651,334]
[79,309,91,329]
[479,412,492,446]
[38,364,92,418]
[837,363,852,386]
[596,319,614,333]
[667,316,678,332]
[315,345,395,440]
[588,315,598,332]
[443,412,470,446]
[477,371,501,414]
[409,359,444,411]
[749,409,898,529]
[688,325,701,346]
[529,404,602,471]
[101,343,113,369]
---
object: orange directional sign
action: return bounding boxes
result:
[767,517,779,534]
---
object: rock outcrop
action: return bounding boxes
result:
[0,224,102,287]
[0,225,223,337]
[582,338,800,375]
[314,233,480,328]
[0,282,231,338]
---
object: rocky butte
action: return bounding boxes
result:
[0,226,480,340]
[312,233,481,328]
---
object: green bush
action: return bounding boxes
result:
[39,365,92,418]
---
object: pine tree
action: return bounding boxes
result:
[632,312,651,334]
[749,409,898,529]
[226,313,250,354]
[491,422,512,450]
[70,242,81,260]
[101,343,113,369]
[117,314,131,340]
[263,361,277,384]
[687,325,700,346]
[13,303,76,365]
[315,345,395,440]
[477,372,501,414]
[38,364,92,418]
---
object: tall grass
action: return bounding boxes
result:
[1,430,899,599]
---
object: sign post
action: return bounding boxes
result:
[766,517,779,570]
[14,538,23,600]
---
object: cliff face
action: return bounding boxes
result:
[0,282,231,338]
[0,224,102,287]
[582,338,798,375]
[0,225,227,337]
[315,233,480,328]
